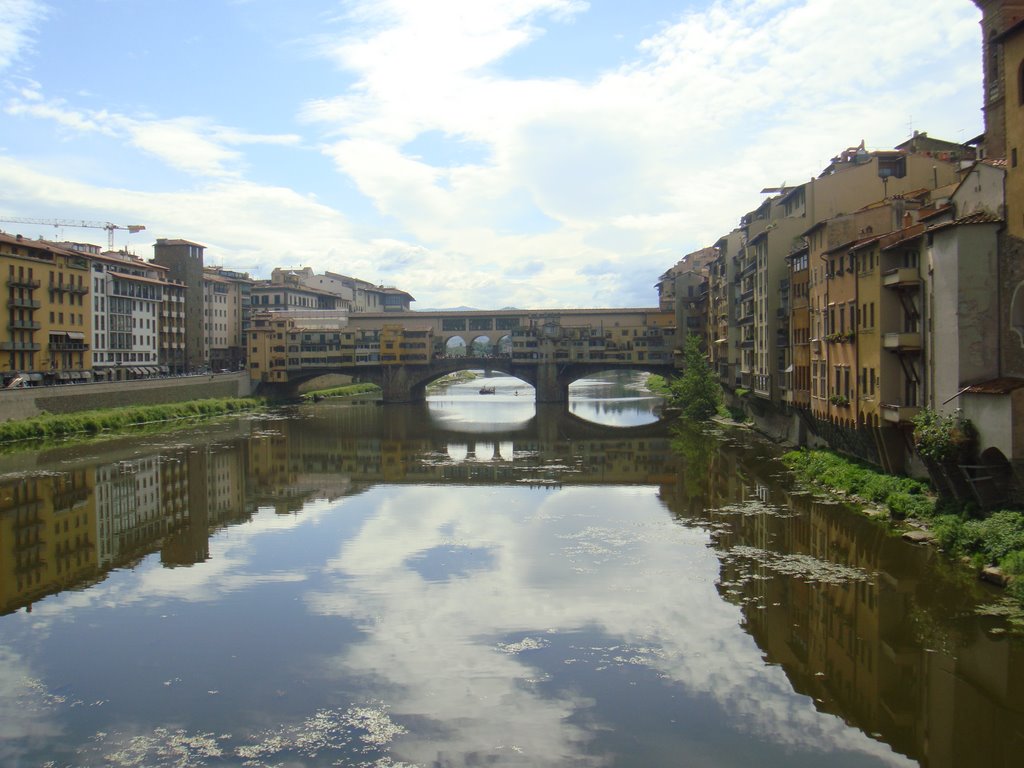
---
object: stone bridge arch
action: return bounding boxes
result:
[259,359,676,404]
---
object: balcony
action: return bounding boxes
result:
[882,267,921,289]
[9,297,41,309]
[883,332,921,353]
[49,340,89,351]
[49,283,88,295]
[0,341,40,351]
[6,277,40,289]
[8,319,40,331]
[881,403,920,424]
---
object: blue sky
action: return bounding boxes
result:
[0,0,983,308]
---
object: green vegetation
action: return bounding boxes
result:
[302,383,381,402]
[666,335,722,421]
[782,448,934,518]
[645,373,671,395]
[912,407,977,463]
[930,511,1024,596]
[426,370,478,391]
[0,398,264,446]
[785,446,1024,603]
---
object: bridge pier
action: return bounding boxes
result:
[378,366,421,403]
[534,362,567,404]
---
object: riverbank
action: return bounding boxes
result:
[0,397,264,448]
[301,383,381,402]
[0,371,253,421]
[783,447,1024,609]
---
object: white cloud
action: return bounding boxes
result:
[295,0,981,307]
[0,156,361,276]
[0,0,984,308]
[0,0,46,72]
[304,484,913,767]
[5,93,302,178]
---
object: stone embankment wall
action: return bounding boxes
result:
[0,372,253,422]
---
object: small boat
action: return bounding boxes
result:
[479,386,496,395]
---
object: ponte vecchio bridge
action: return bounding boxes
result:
[248,307,680,403]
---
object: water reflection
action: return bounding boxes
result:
[569,372,665,427]
[0,401,1021,766]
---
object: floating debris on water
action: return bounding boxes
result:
[722,546,874,585]
[66,704,409,767]
[708,499,795,519]
[497,636,549,654]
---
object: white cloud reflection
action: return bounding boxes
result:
[307,485,913,766]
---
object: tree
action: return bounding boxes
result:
[670,335,721,421]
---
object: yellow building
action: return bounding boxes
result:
[0,469,97,614]
[0,233,92,386]
[248,310,354,383]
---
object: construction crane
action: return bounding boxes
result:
[0,217,146,250]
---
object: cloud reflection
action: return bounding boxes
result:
[308,485,912,766]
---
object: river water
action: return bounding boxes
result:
[0,371,1021,767]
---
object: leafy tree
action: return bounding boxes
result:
[670,334,721,421]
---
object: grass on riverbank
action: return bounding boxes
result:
[0,397,264,445]
[784,447,1024,601]
[301,383,381,402]
[782,449,935,518]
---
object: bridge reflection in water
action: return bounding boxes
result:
[0,400,1022,766]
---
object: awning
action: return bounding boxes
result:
[28,373,43,382]
[784,364,794,373]
[67,332,85,341]
[81,371,93,380]
[57,372,70,380]
[158,365,169,373]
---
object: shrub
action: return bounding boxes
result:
[912,408,977,464]
[887,492,934,520]
[1000,549,1024,576]
[930,515,966,552]
[960,511,1024,565]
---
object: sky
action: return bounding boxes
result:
[0,0,983,310]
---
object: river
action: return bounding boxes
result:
[0,371,1021,767]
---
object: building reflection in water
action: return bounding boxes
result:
[658,423,1024,768]
[0,404,1023,767]
[0,422,252,614]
